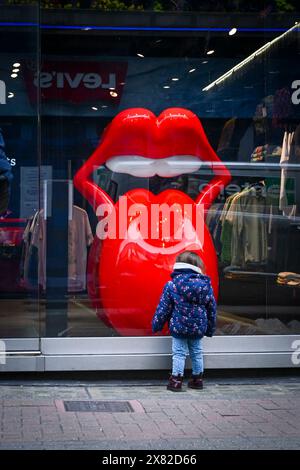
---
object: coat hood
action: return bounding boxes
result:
[170,269,211,304]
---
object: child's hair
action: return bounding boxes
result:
[176,251,204,271]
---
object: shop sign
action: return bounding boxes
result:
[24,61,127,104]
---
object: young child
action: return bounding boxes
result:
[152,251,217,392]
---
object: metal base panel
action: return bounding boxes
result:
[0,355,44,372]
[0,335,299,371]
[43,352,297,371]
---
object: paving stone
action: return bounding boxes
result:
[22,433,43,441]
[113,413,135,424]
[100,423,124,437]
[177,424,204,437]
[0,379,299,449]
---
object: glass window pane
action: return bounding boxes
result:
[0,2,40,341]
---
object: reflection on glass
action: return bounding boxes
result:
[0,3,300,339]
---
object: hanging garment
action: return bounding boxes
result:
[30,210,46,290]
[206,203,223,255]
[220,192,240,264]
[221,188,255,265]
[286,124,300,216]
[21,213,38,286]
[219,186,268,268]
[29,206,93,292]
[68,206,94,292]
[230,187,268,267]
[279,130,296,218]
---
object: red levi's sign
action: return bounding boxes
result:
[24,61,128,104]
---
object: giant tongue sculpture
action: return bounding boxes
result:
[74,108,231,336]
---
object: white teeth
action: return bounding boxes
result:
[106,155,202,177]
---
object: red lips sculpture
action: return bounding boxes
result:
[74,108,231,336]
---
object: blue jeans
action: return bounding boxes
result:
[172,337,203,376]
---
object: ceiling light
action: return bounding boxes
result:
[137,53,144,58]
[163,86,170,89]
[11,74,18,78]
[12,68,19,73]
[91,107,98,111]
[101,105,108,108]
[110,91,118,97]
[13,62,20,67]
[207,50,215,55]
[202,61,208,64]
[229,28,237,36]
[8,92,14,98]
[171,78,179,81]
[189,68,196,73]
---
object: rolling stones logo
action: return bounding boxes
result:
[74,108,231,335]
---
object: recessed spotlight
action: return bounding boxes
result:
[163,86,170,89]
[120,82,125,86]
[101,105,108,108]
[12,68,19,73]
[11,73,18,78]
[13,62,20,68]
[91,107,98,111]
[137,53,144,58]
[207,50,215,55]
[171,78,179,81]
[109,87,115,91]
[229,28,237,36]
[8,92,14,98]
[189,68,196,73]
[202,61,208,64]
[110,91,118,97]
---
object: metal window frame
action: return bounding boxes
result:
[1,335,299,371]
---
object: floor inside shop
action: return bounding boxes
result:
[0,297,300,338]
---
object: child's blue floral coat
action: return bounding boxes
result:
[152,269,217,338]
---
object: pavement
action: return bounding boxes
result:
[0,371,300,450]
